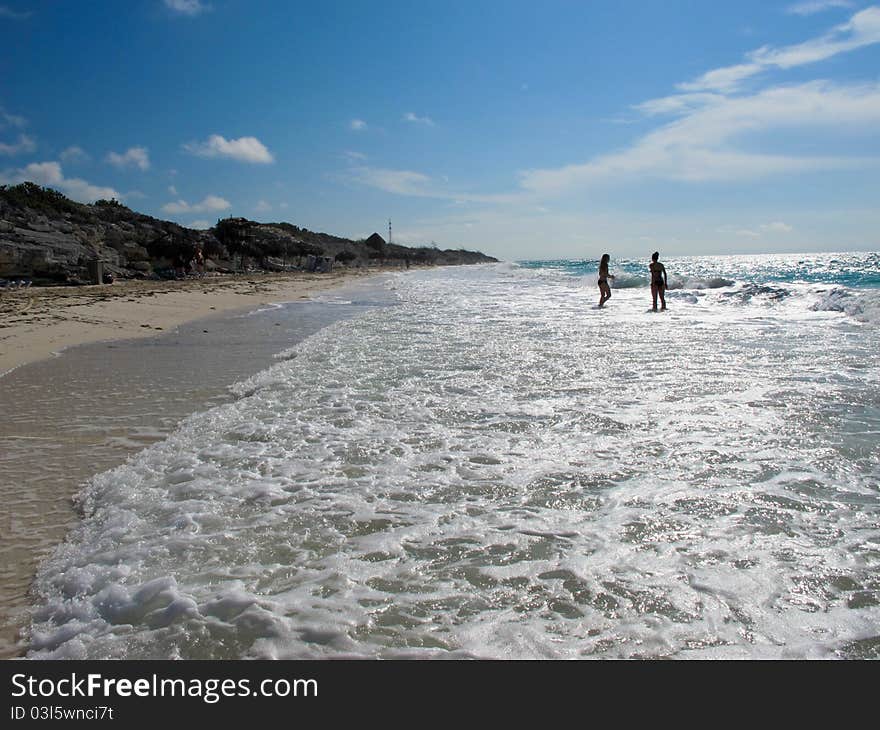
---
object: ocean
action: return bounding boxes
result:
[23,252,880,659]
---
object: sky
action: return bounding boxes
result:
[1,0,879,261]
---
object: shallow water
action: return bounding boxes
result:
[21,255,880,659]
[0,281,382,657]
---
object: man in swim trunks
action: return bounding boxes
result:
[649,251,667,311]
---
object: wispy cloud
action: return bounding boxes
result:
[350,167,432,196]
[353,82,880,208]
[0,160,119,202]
[168,185,178,196]
[0,5,32,20]
[634,93,725,117]
[254,200,271,212]
[0,108,27,128]
[353,81,880,204]
[520,81,880,192]
[515,10,880,196]
[718,221,794,238]
[188,219,212,229]
[679,6,880,92]
[161,195,230,214]
[786,1,853,16]
[0,133,35,156]
[347,165,519,204]
[678,64,763,94]
[403,112,435,126]
[163,0,211,17]
[183,134,274,164]
[349,119,367,131]
[761,221,794,232]
[60,146,89,163]
[106,146,150,171]
[348,7,880,211]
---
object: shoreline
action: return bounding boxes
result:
[0,267,393,658]
[0,268,387,377]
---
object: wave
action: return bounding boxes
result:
[612,274,734,290]
[717,283,793,304]
[811,288,880,325]
[707,283,880,326]
[23,261,880,659]
[676,276,735,290]
[517,258,880,325]
[610,273,648,289]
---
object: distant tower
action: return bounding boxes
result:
[388,218,392,245]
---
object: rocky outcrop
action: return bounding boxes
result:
[0,182,498,284]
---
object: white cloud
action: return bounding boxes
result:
[348,12,880,208]
[5,160,62,186]
[60,146,89,163]
[350,119,367,131]
[634,93,725,117]
[679,6,880,92]
[761,221,794,233]
[254,200,272,212]
[0,160,120,202]
[188,220,212,230]
[161,195,231,214]
[786,1,853,16]
[403,112,435,126]
[0,133,35,156]
[106,146,150,171]
[718,221,794,238]
[350,85,880,208]
[351,167,432,196]
[678,64,763,94]
[168,185,178,196]
[163,0,210,16]
[183,134,274,164]
[521,81,880,192]
[509,11,880,199]
[347,165,519,205]
[56,178,120,203]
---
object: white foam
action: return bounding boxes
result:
[26,263,880,659]
[811,287,880,325]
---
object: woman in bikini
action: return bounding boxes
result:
[597,253,614,308]
[649,251,668,311]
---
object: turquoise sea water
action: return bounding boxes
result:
[24,251,880,659]
[519,251,880,289]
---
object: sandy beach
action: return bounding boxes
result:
[0,267,389,657]
[0,269,383,376]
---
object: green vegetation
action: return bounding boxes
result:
[1,183,497,284]
[0,182,82,216]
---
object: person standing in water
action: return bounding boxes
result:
[597,253,615,308]
[649,251,668,311]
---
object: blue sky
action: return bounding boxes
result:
[1,0,878,260]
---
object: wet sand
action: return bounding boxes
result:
[0,269,382,376]
[0,269,389,657]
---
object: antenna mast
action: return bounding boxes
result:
[388,218,392,245]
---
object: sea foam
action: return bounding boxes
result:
[25,256,880,659]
